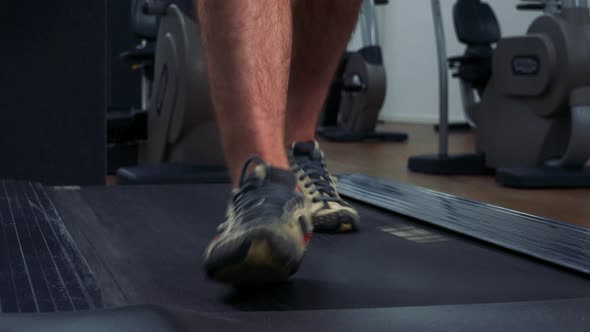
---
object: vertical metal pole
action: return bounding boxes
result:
[360,0,379,47]
[562,0,589,8]
[431,0,449,156]
[545,0,560,13]
[459,80,477,128]
[141,75,150,111]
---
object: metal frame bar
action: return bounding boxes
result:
[431,0,449,155]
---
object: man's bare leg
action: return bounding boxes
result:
[198,0,314,285]
[285,0,364,234]
[196,0,292,185]
[286,0,363,144]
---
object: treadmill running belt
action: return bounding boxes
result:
[0,181,102,313]
[47,184,590,312]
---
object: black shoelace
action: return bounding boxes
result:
[292,156,342,204]
[218,156,268,230]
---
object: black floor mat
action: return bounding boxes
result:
[48,184,590,312]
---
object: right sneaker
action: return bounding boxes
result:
[288,141,360,233]
[204,156,313,285]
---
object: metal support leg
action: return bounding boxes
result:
[431,0,449,156]
[458,80,477,128]
[407,0,487,175]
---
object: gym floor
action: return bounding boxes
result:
[320,122,590,228]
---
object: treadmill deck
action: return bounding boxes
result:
[51,183,590,311]
[0,181,589,331]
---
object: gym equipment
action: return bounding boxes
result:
[113,0,403,183]
[317,0,408,143]
[0,176,588,331]
[112,0,229,184]
[409,0,590,188]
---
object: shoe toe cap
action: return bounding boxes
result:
[312,209,360,233]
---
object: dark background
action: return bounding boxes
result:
[0,0,140,185]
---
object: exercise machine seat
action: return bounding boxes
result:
[131,0,194,38]
[449,0,501,91]
[124,0,195,70]
[122,0,160,79]
[132,0,159,40]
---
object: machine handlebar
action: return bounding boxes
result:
[517,3,548,10]
[516,0,563,12]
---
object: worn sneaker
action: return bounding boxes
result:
[288,141,360,233]
[204,156,313,285]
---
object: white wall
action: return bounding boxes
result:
[358,1,540,124]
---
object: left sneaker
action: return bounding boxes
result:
[204,156,313,285]
[288,141,360,233]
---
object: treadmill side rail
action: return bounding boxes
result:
[337,174,590,275]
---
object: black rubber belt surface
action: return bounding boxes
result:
[0,181,102,313]
[49,184,590,312]
[337,174,590,275]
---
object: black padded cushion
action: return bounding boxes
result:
[453,0,501,45]
[131,0,195,39]
[131,0,159,39]
[170,0,195,17]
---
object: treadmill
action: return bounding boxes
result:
[0,172,589,331]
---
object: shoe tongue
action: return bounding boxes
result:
[247,164,295,189]
[293,141,322,161]
[268,167,296,188]
[292,141,317,156]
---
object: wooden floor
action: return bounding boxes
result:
[320,123,590,228]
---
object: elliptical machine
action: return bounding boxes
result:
[317,0,408,143]
[409,0,590,188]
[114,0,228,184]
